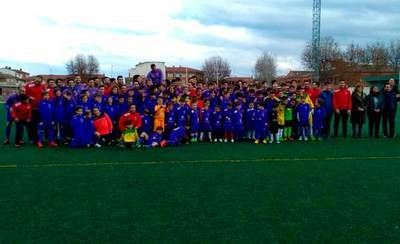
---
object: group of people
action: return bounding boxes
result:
[4,64,400,149]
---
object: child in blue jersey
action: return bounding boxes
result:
[313,99,326,141]
[200,101,213,142]
[79,94,93,112]
[52,89,65,143]
[93,94,104,113]
[104,96,118,141]
[189,102,200,142]
[297,97,311,141]
[160,126,188,147]
[37,91,58,148]
[141,127,164,148]
[223,102,234,143]
[176,98,188,127]
[116,96,129,120]
[255,103,268,144]
[212,106,224,142]
[245,102,257,141]
[233,102,244,142]
[63,91,76,142]
[140,109,153,135]
[165,102,177,137]
[83,110,95,147]
[70,107,86,148]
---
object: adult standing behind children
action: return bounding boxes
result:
[333,80,352,138]
[146,64,163,85]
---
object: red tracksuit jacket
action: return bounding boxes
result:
[118,112,143,131]
[11,102,32,121]
[333,88,352,111]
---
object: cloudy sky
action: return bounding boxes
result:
[0,0,399,77]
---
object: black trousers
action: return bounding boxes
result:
[368,111,381,138]
[334,110,349,138]
[352,123,363,138]
[28,110,40,142]
[382,110,396,138]
[322,111,333,138]
[15,121,30,144]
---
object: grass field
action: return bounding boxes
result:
[1,106,400,243]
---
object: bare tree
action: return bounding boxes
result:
[65,54,100,76]
[302,36,343,80]
[202,56,231,83]
[344,42,367,65]
[87,55,100,75]
[254,51,276,82]
[388,40,400,73]
[365,42,389,68]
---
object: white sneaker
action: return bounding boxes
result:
[299,137,303,141]
[214,138,218,143]
[304,137,308,141]
[224,139,228,143]
[219,139,223,143]
[95,143,102,148]
[231,139,235,143]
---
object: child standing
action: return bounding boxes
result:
[83,110,95,147]
[245,102,256,141]
[37,91,58,148]
[70,107,85,148]
[223,103,234,143]
[121,120,140,149]
[269,104,279,143]
[277,100,286,143]
[233,103,244,142]
[154,98,166,131]
[189,102,200,142]
[284,99,296,141]
[297,97,311,141]
[200,102,213,142]
[313,99,326,141]
[255,103,268,144]
[212,106,224,142]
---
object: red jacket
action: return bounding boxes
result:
[94,113,113,136]
[11,102,32,121]
[118,112,143,131]
[305,88,322,105]
[25,82,44,109]
[333,88,352,110]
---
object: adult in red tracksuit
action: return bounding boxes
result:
[25,76,45,142]
[93,107,114,146]
[118,105,143,132]
[333,80,352,138]
[11,95,32,148]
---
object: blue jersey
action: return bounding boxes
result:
[52,97,64,123]
[166,109,177,128]
[168,126,186,145]
[297,103,311,125]
[147,132,163,145]
[141,114,153,134]
[104,104,117,122]
[255,108,268,130]
[38,100,55,124]
[78,100,93,112]
[223,108,233,130]
[232,109,244,128]
[189,108,200,130]
[176,106,188,127]
[245,108,257,130]
[212,111,223,130]
[200,108,212,131]
[116,102,129,120]
[5,93,19,121]
[70,115,85,147]
[83,118,94,145]
[313,107,326,129]
[93,101,104,113]
[64,99,76,124]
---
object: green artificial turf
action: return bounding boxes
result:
[1,106,400,242]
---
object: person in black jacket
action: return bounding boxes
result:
[366,86,384,138]
[351,85,367,138]
[382,83,398,138]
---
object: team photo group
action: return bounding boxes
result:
[5,64,399,149]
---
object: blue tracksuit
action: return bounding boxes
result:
[166,109,177,132]
[93,101,104,113]
[233,109,244,140]
[200,108,212,133]
[255,108,268,140]
[297,103,311,127]
[83,118,95,146]
[245,108,257,132]
[52,96,65,141]
[38,100,55,142]
[78,100,93,112]
[5,93,19,140]
[212,111,223,137]
[176,106,188,127]
[223,108,233,133]
[167,127,186,146]
[104,104,117,123]
[189,108,200,133]
[116,102,129,120]
[313,107,326,138]
[70,115,85,147]
[146,132,163,146]
[140,114,153,135]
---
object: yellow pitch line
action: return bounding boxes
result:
[0,155,400,169]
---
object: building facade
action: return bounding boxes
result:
[166,66,203,83]
[0,67,30,100]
